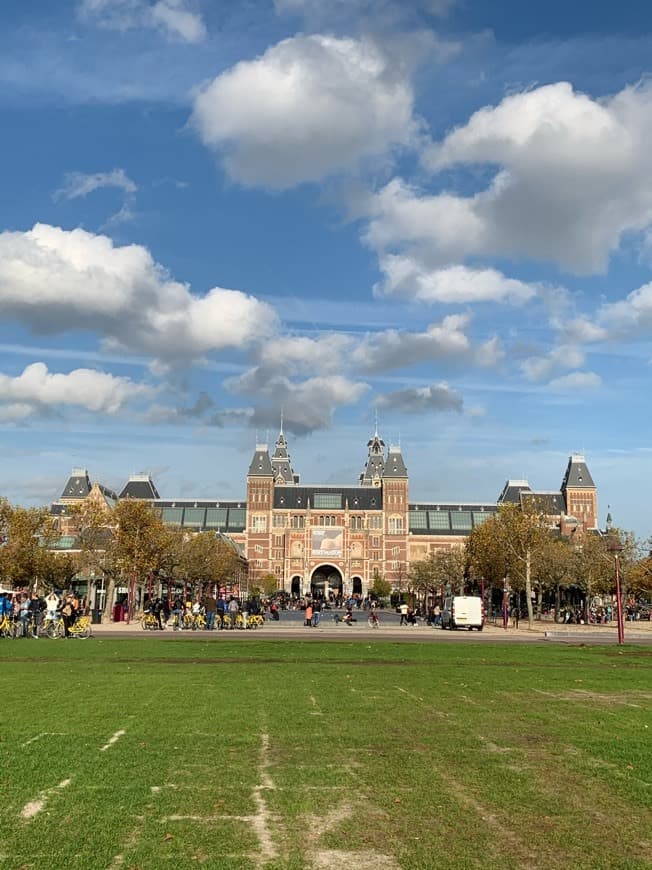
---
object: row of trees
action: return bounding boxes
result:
[0,497,244,620]
[406,503,652,628]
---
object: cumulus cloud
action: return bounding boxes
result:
[374,258,537,304]
[521,345,585,382]
[0,223,277,368]
[413,82,652,274]
[53,168,137,201]
[375,382,463,413]
[226,370,369,434]
[80,0,206,42]
[191,34,419,188]
[0,362,152,421]
[597,281,652,336]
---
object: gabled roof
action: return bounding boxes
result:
[60,467,92,500]
[383,445,408,478]
[273,486,383,511]
[561,454,596,489]
[248,444,273,477]
[119,474,160,500]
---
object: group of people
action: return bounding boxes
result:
[143,593,279,630]
[0,589,82,637]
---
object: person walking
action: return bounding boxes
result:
[228,596,240,629]
[399,601,408,626]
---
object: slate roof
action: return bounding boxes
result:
[383,446,408,478]
[561,454,596,489]
[360,431,386,484]
[60,468,92,499]
[248,445,274,477]
[273,486,383,511]
[271,431,297,484]
[119,474,160,500]
[498,479,532,504]
[521,491,566,515]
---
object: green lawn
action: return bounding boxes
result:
[0,639,650,869]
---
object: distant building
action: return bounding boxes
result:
[51,430,598,600]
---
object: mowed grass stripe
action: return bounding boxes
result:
[0,640,649,869]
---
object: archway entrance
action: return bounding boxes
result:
[290,576,301,598]
[352,576,363,597]
[311,565,342,600]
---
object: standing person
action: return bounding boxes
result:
[217,595,227,629]
[510,604,520,629]
[45,590,60,622]
[28,592,43,638]
[242,597,249,630]
[305,602,313,627]
[19,594,31,637]
[399,601,408,626]
[172,595,184,630]
[203,592,217,631]
[312,599,322,627]
[61,593,76,638]
[152,596,164,630]
[228,596,239,629]
[433,604,441,627]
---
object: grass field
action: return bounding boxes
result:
[0,639,650,870]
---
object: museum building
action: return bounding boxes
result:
[52,427,598,600]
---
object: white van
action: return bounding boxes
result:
[441,596,484,631]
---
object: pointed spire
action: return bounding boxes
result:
[272,422,298,484]
[384,444,408,478]
[360,425,386,485]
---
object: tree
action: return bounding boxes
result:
[467,503,550,628]
[370,573,391,600]
[533,538,574,621]
[258,572,279,598]
[111,500,169,618]
[0,500,60,592]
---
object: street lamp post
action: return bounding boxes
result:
[608,539,625,645]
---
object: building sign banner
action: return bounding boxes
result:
[311,528,343,557]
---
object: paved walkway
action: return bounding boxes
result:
[91,618,652,644]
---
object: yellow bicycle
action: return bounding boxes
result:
[49,615,92,639]
[141,611,162,630]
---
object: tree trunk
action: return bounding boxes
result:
[536,584,543,620]
[585,577,592,624]
[525,548,534,628]
[102,576,116,624]
[555,584,561,623]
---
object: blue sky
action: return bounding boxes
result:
[1,0,652,538]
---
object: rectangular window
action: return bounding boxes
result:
[254,545,263,553]
[314,493,342,510]
[372,536,379,547]
[205,508,228,528]
[428,511,450,530]
[409,511,427,529]
[388,516,404,534]
[392,546,400,556]
[251,515,267,533]
[368,516,382,529]
[183,508,205,528]
[350,515,363,530]
[450,511,473,531]
[161,508,183,525]
[273,515,287,527]
[472,512,490,527]
[228,508,246,528]
[273,535,284,547]
[291,515,305,529]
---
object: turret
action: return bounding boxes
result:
[271,424,298,485]
[561,454,597,530]
[360,426,386,486]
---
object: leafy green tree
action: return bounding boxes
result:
[370,573,391,600]
[0,500,59,592]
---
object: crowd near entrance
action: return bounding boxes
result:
[310,565,342,600]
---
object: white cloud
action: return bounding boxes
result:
[80,0,206,43]
[0,362,151,419]
[374,257,537,304]
[414,81,652,274]
[547,371,602,391]
[521,345,585,382]
[191,34,419,188]
[0,223,277,367]
[351,314,472,373]
[375,382,463,413]
[598,281,652,336]
[53,168,137,201]
[227,370,369,434]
